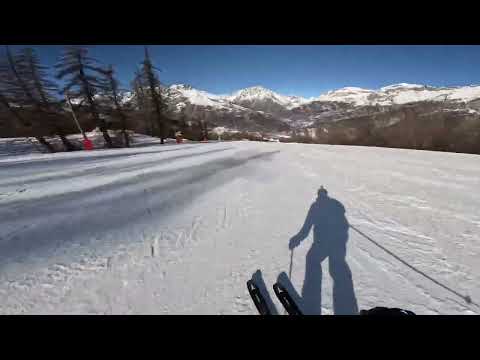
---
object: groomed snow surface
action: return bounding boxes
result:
[1,139,479,314]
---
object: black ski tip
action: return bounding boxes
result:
[272,281,303,316]
[246,278,272,315]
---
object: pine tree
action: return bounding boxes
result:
[131,68,154,135]
[200,119,209,140]
[102,65,130,147]
[131,69,147,109]
[141,46,166,143]
[15,47,77,151]
[16,48,57,106]
[188,118,204,141]
[55,46,114,148]
[1,46,56,152]
[0,58,27,125]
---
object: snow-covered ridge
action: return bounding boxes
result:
[317,87,376,106]
[380,83,425,91]
[227,86,310,109]
[166,84,227,108]
[315,83,480,106]
[163,84,311,111]
[122,83,480,111]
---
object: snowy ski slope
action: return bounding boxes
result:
[0,141,479,314]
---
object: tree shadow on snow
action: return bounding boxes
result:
[288,187,358,315]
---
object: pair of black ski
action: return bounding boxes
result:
[247,277,303,315]
[247,276,417,316]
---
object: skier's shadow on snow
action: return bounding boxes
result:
[288,187,358,315]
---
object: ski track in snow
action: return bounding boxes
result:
[0,141,479,314]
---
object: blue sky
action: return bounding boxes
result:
[6,45,480,98]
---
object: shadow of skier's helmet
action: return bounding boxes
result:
[317,186,328,198]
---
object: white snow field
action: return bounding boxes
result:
[1,140,479,315]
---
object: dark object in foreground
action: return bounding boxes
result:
[360,307,416,316]
[247,277,415,315]
[246,279,272,315]
[273,282,303,315]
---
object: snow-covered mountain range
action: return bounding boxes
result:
[316,83,480,106]
[159,82,480,109]
[123,83,480,133]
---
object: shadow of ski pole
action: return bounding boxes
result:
[350,224,478,307]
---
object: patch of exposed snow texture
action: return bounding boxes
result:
[212,127,227,135]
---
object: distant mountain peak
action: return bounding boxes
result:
[232,86,277,98]
[227,86,309,111]
[380,83,425,91]
[332,87,373,93]
[169,83,194,91]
